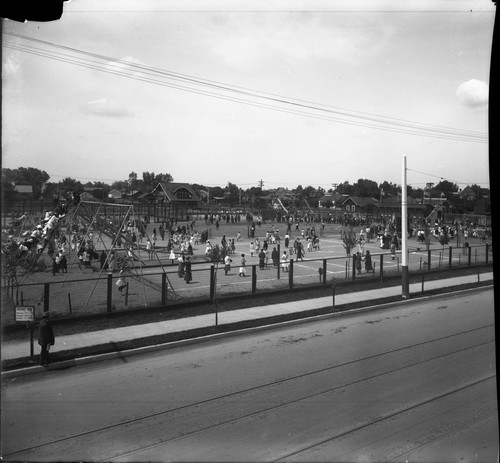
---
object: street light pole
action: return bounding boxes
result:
[402,155,410,298]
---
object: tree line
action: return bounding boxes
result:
[2,167,488,213]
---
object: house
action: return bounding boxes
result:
[82,186,103,201]
[14,185,33,198]
[460,186,477,201]
[318,192,343,208]
[341,194,428,223]
[108,189,123,200]
[341,196,380,216]
[147,182,202,221]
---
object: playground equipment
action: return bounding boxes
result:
[9,194,79,274]
[427,205,444,225]
[303,198,314,214]
[62,200,176,308]
[275,197,288,214]
[6,195,177,308]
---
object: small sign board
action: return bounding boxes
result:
[15,306,35,323]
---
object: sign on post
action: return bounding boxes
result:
[15,306,36,359]
[15,306,35,323]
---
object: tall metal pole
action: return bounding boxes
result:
[402,155,410,298]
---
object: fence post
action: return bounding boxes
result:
[210,265,215,301]
[448,246,453,268]
[289,259,294,289]
[486,243,489,264]
[107,273,113,313]
[252,265,257,293]
[43,283,50,315]
[379,254,384,282]
[277,243,281,280]
[322,259,327,285]
[468,246,472,266]
[421,273,424,293]
[352,255,356,281]
[124,283,129,306]
[427,249,432,270]
[161,272,167,305]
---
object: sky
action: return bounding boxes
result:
[1,0,495,193]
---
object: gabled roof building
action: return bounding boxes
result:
[147,183,202,222]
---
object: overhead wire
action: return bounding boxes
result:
[3,31,488,144]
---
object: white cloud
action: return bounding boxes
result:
[3,56,20,75]
[80,98,132,117]
[455,79,488,108]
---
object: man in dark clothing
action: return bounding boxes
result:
[271,247,279,268]
[258,249,266,270]
[38,312,55,366]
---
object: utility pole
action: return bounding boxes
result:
[258,179,264,190]
[402,155,409,299]
[331,183,338,192]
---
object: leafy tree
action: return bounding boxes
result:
[110,180,128,191]
[225,182,240,205]
[434,180,458,198]
[1,240,47,303]
[1,170,17,203]
[342,230,358,257]
[353,179,379,197]
[293,185,304,199]
[128,172,140,191]
[302,186,317,200]
[468,184,484,198]
[379,181,400,197]
[59,177,83,194]
[2,167,50,199]
[210,186,225,199]
[142,172,174,188]
[336,181,353,196]
[154,173,173,184]
[142,171,156,187]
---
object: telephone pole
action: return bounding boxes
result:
[258,179,264,190]
[402,155,409,299]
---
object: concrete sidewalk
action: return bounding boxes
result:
[2,272,493,365]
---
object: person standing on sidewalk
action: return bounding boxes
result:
[38,312,55,366]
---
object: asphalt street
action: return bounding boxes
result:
[1,287,497,462]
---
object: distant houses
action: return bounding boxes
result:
[5,181,490,224]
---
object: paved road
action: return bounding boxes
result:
[1,288,497,462]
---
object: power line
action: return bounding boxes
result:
[406,168,488,187]
[3,32,488,143]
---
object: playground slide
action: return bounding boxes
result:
[276,197,288,214]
